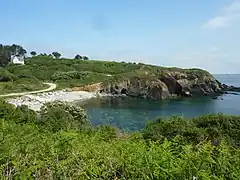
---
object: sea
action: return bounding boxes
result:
[80,74,240,132]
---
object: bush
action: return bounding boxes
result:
[194,114,240,147]
[142,114,240,147]
[94,125,118,141]
[0,99,16,118]
[1,122,240,179]
[0,100,37,124]
[142,116,206,144]
[39,101,90,132]
[51,71,88,81]
[0,67,18,82]
[1,100,240,179]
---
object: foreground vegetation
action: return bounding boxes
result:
[1,99,240,179]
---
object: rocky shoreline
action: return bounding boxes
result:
[221,83,240,92]
[99,71,224,100]
[5,70,240,111]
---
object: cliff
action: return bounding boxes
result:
[98,69,223,100]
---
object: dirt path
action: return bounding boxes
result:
[0,83,57,97]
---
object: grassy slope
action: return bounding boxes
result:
[0,66,48,95]
[5,57,212,89]
[0,78,48,94]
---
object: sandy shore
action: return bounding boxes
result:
[7,90,98,111]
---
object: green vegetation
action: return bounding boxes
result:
[0,44,27,67]
[1,43,214,94]
[3,56,211,90]
[2,44,236,178]
[0,78,48,94]
[30,51,37,56]
[0,67,48,95]
[52,52,62,59]
[143,114,240,147]
[1,99,240,179]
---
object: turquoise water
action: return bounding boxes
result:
[81,74,240,131]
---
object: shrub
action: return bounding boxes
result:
[0,67,18,82]
[194,114,240,147]
[0,100,37,124]
[7,105,37,124]
[1,100,240,179]
[1,123,240,179]
[94,125,118,141]
[0,99,16,118]
[39,101,90,132]
[51,71,88,81]
[142,116,205,144]
[142,114,240,147]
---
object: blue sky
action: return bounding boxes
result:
[1,0,240,73]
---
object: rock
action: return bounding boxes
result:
[183,91,192,97]
[99,69,224,100]
[146,80,171,100]
[160,74,182,95]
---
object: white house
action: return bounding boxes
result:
[11,55,25,65]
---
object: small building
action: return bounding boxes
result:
[11,55,25,65]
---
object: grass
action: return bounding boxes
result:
[55,72,113,89]
[0,78,48,95]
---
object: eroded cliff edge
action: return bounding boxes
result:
[74,67,239,100]
[97,68,225,100]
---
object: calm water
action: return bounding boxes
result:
[81,74,240,131]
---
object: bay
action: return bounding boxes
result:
[81,74,240,131]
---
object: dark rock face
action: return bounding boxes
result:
[159,74,183,95]
[101,78,172,100]
[100,71,224,100]
[221,84,240,92]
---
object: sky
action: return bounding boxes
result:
[1,0,240,74]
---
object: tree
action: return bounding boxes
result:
[83,56,89,60]
[52,52,61,59]
[19,48,27,56]
[74,54,82,60]
[0,44,27,57]
[30,51,37,56]
[0,44,27,67]
[0,52,10,67]
[38,53,47,57]
[48,54,53,58]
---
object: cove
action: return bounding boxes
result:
[80,92,240,132]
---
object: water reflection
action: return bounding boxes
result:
[79,94,240,132]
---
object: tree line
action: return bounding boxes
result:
[0,43,90,67]
[30,51,89,60]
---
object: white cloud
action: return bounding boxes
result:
[203,1,240,28]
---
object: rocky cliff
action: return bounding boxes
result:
[98,69,223,100]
